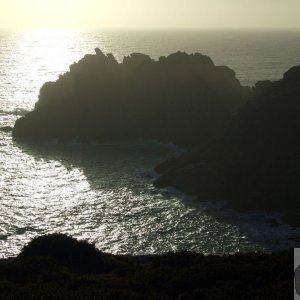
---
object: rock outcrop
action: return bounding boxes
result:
[13,49,248,146]
[155,66,300,210]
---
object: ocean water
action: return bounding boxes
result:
[1,29,300,258]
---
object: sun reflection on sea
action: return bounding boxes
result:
[19,28,81,70]
[1,29,300,258]
[2,28,99,110]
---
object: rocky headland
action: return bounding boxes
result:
[155,66,300,211]
[13,49,248,146]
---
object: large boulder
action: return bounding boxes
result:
[13,49,248,146]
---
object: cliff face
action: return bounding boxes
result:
[13,49,248,146]
[155,66,300,210]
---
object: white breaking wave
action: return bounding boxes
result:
[0,108,29,116]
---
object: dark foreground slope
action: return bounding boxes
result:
[13,49,248,146]
[0,234,292,299]
[155,66,300,211]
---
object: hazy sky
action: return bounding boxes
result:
[1,0,300,30]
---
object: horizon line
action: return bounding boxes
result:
[1,26,300,32]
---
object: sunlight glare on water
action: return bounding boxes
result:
[1,29,300,257]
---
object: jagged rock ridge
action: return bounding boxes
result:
[13,48,248,146]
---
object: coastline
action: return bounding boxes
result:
[0,27,298,298]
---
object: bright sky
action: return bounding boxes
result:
[1,0,300,30]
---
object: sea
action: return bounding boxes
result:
[1,29,300,258]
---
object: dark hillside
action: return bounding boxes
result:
[0,234,292,299]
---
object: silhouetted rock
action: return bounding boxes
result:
[155,66,300,210]
[94,47,105,57]
[123,52,153,68]
[13,49,248,145]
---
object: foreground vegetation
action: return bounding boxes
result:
[0,234,292,299]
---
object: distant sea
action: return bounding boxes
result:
[1,29,300,258]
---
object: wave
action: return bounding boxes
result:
[0,108,29,116]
